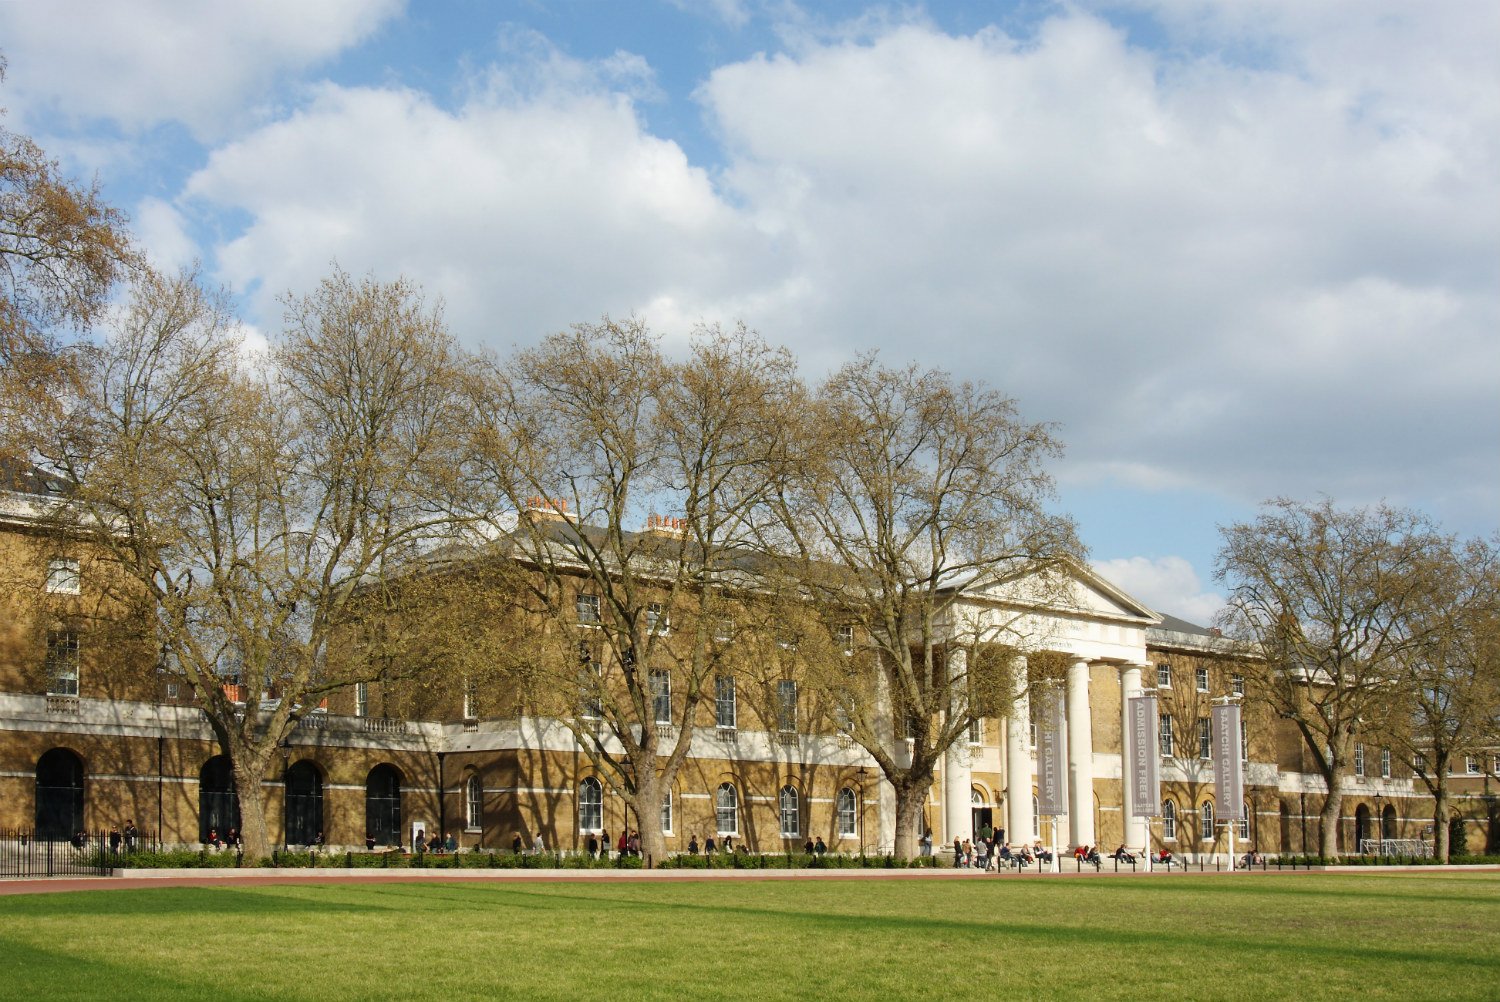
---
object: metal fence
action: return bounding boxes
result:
[0,828,159,879]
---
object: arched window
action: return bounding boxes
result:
[1355,803,1372,850]
[284,761,323,846]
[1162,800,1177,841]
[716,783,738,835]
[199,755,240,844]
[779,785,800,837]
[35,748,84,839]
[365,765,402,847]
[1238,802,1251,840]
[1200,799,1215,842]
[578,777,603,831]
[837,788,857,838]
[466,774,483,831]
[1381,804,1397,842]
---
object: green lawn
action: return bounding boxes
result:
[2,873,1497,1001]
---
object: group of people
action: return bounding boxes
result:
[203,827,242,851]
[411,830,459,854]
[951,829,1055,870]
[105,820,141,854]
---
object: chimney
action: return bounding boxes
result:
[646,513,685,536]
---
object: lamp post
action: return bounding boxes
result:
[1375,791,1384,857]
[855,766,868,852]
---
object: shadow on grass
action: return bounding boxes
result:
[0,884,402,919]
[489,883,1500,973]
[0,937,280,1002]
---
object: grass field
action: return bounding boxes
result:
[2,873,1497,1001]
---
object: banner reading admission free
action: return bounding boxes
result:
[1127,694,1160,818]
[1212,703,1244,821]
[1036,689,1068,816]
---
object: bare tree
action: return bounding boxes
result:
[472,318,801,863]
[1215,498,1450,859]
[1388,534,1500,861]
[34,266,489,860]
[1,55,135,454]
[767,355,1080,859]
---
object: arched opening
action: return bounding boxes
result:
[971,787,994,840]
[578,777,603,832]
[715,783,738,835]
[779,785,800,838]
[1279,802,1292,851]
[199,755,240,843]
[35,748,84,839]
[1354,803,1372,851]
[365,764,402,847]
[285,761,324,846]
[836,788,857,840]
[1381,805,1397,841]
[465,773,483,831]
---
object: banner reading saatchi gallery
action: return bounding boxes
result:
[1036,689,1068,817]
[1212,703,1244,820]
[1127,694,1160,818]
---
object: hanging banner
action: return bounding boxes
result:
[1127,694,1160,818]
[1036,690,1068,816]
[1212,703,1244,820]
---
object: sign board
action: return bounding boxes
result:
[1036,690,1068,816]
[1212,703,1244,820]
[1127,694,1160,818]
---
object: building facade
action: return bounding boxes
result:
[2,467,1495,858]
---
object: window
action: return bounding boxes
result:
[576,593,600,625]
[1195,667,1209,692]
[1163,800,1177,841]
[165,682,179,699]
[650,669,671,724]
[1231,673,1244,696]
[714,617,733,643]
[466,774,483,830]
[46,630,79,696]
[1200,800,1215,841]
[578,777,603,831]
[1156,663,1171,687]
[1238,804,1250,840]
[1159,714,1174,757]
[1241,719,1249,763]
[1032,795,1040,837]
[779,785,800,837]
[776,679,797,733]
[835,624,854,655]
[967,717,984,746]
[1380,748,1392,780]
[776,625,798,650]
[355,682,369,718]
[661,791,673,834]
[1354,743,1365,777]
[1465,756,1479,775]
[646,602,669,635]
[579,644,602,720]
[1198,717,1211,760]
[1414,753,1427,774]
[837,788,857,838]
[715,783,738,834]
[714,674,736,729]
[462,678,478,720]
[46,556,80,595]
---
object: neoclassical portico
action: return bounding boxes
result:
[929,562,1161,852]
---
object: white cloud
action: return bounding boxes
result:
[0,0,403,137]
[1092,555,1224,625]
[159,6,1497,538]
[132,198,198,272]
[182,75,766,348]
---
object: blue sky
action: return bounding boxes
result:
[3,1,1497,623]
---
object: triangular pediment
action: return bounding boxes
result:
[953,559,1160,626]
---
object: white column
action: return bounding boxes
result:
[1120,663,1147,853]
[1066,659,1095,848]
[943,649,972,846]
[1005,656,1031,845]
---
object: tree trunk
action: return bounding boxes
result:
[231,748,276,863]
[1433,785,1451,863]
[892,784,926,860]
[1319,786,1343,859]
[630,770,665,867]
